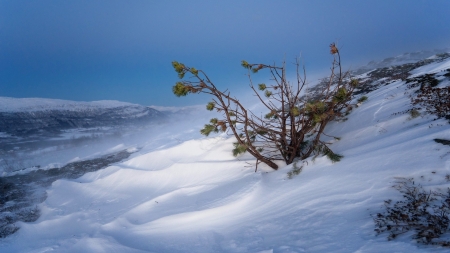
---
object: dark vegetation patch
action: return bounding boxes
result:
[443,69,450,78]
[412,86,450,120]
[353,54,450,96]
[434,139,450,146]
[374,178,450,247]
[406,74,440,90]
[306,54,450,114]
[0,149,135,238]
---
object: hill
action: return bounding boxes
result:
[1,54,450,252]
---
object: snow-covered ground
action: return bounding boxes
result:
[1,59,450,252]
[0,97,140,112]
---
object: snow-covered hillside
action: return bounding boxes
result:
[354,48,450,75]
[0,97,141,112]
[0,97,165,136]
[1,57,450,252]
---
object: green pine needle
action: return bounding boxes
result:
[172,82,189,97]
[206,102,215,111]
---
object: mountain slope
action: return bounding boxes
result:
[0,98,165,135]
[1,55,450,252]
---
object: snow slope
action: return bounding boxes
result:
[354,49,450,75]
[0,97,140,113]
[1,59,450,252]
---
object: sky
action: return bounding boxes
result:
[1,0,450,107]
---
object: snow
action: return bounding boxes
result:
[357,49,450,71]
[0,97,141,112]
[1,59,450,252]
[148,105,203,113]
[410,59,450,77]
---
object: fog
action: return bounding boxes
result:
[0,106,220,175]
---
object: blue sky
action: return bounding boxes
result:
[1,0,449,106]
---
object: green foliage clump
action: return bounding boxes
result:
[291,107,300,117]
[206,102,215,111]
[324,149,343,163]
[264,111,277,119]
[241,60,250,69]
[172,61,185,74]
[172,61,187,79]
[258,83,267,91]
[306,101,327,114]
[409,109,420,119]
[190,67,198,76]
[314,144,343,163]
[305,101,329,124]
[287,161,303,179]
[172,82,190,97]
[333,87,348,103]
[251,64,263,73]
[200,124,217,136]
[357,96,368,103]
[350,79,359,87]
[232,142,247,157]
[256,129,268,135]
[200,118,227,136]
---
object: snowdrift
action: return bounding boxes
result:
[1,58,450,252]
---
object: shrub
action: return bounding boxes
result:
[444,69,450,78]
[357,96,368,103]
[171,44,357,169]
[412,86,450,120]
[409,109,420,119]
[406,74,440,89]
[374,178,450,247]
[287,161,303,179]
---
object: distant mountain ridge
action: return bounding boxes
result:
[354,48,450,75]
[0,97,141,112]
[0,97,165,136]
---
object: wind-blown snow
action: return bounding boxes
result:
[0,97,142,112]
[409,59,450,77]
[1,59,450,252]
[148,105,204,113]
